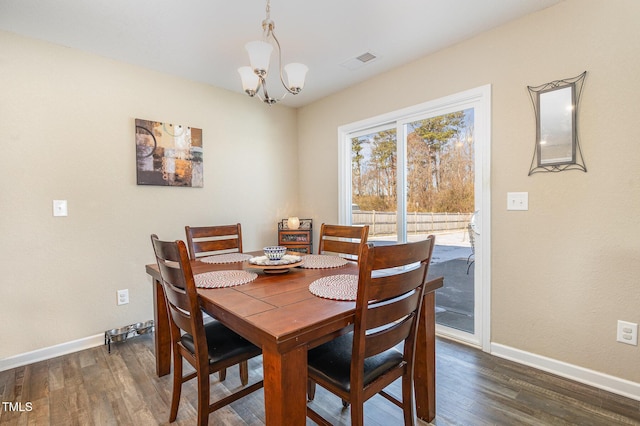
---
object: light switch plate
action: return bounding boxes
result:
[507,192,528,211]
[53,200,68,216]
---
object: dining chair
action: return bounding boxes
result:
[150,235,263,426]
[185,223,243,260]
[185,223,246,381]
[306,236,436,426]
[317,223,369,261]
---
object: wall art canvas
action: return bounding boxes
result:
[135,118,203,187]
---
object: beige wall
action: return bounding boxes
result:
[297,0,640,383]
[0,31,298,358]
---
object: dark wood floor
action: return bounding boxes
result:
[1,334,639,425]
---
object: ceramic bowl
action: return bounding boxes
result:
[264,246,287,261]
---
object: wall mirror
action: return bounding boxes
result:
[528,71,587,175]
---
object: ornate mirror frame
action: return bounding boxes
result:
[528,71,587,175]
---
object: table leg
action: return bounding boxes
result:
[262,345,307,425]
[414,290,437,422]
[152,278,171,377]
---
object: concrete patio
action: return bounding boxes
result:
[370,230,475,333]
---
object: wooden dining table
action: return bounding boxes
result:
[145,252,443,424]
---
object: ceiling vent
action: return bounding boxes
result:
[356,52,377,63]
[340,51,378,70]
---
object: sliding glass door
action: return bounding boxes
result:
[339,86,491,348]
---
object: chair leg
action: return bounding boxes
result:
[401,372,414,426]
[169,353,183,422]
[239,360,249,386]
[307,379,316,401]
[196,368,210,426]
[219,368,226,381]
[350,398,364,426]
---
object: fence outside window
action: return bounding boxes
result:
[352,210,472,236]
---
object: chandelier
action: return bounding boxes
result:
[237,0,308,105]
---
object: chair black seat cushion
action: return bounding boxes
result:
[181,320,260,365]
[307,332,403,393]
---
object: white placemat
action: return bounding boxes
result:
[198,253,253,264]
[194,270,257,288]
[308,274,358,301]
[299,254,349,269]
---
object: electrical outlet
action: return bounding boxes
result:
[117,289,129,306]
[617,320,638,346]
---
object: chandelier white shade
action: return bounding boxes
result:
[283,63,308,92]
[246,41,273,74]
[237,66,260,95]
[237,0,308,105]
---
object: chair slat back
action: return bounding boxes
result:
[353,236,435,362]
[369,268,427,301]
[151,235,207,361]
[185,224,243,260]
[364,289,421,332]
[318,224,369,259]
[364,316,415,359]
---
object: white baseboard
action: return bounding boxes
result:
[491,342,640,402]
[0,333,105,372]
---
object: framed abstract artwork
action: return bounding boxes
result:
[135,118,203,187]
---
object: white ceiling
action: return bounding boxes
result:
[0,0,562,107]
